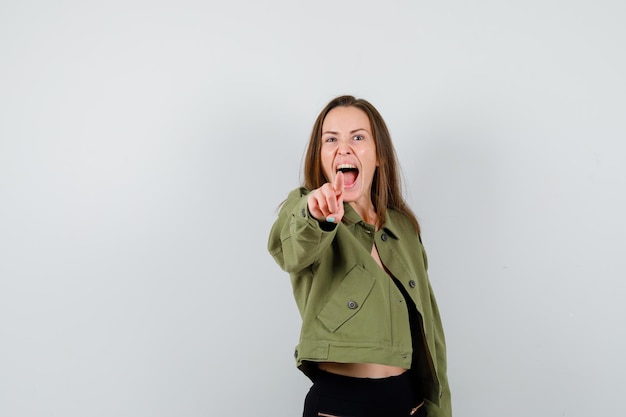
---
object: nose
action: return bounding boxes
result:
[337,138,351,155]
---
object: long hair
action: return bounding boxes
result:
[303,95,420,232]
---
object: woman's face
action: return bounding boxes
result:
[320,106,378,207]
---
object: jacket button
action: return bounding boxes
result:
[409,280,416,288]
[347,300,358,309]
[301,208,306,217]
[381,233,388,241]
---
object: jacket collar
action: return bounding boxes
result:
[343,203,400,240]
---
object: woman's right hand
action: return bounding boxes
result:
[307,171,344,224]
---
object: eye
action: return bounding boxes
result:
[353,135,364,141]
[324,137,337,143]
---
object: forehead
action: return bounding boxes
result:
[322,106,371,132]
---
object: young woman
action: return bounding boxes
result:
[268,95,452,417]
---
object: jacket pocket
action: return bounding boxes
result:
[317,264,376,333]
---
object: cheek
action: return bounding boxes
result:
[320,151,334,177]
[357,150,377,169]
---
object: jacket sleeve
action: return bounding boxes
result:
[421,237,453,417]
[424,281,452,417]
[267,188,338,273]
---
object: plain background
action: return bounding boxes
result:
[1,1,625,416]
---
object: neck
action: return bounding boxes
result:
[349,201,379,229]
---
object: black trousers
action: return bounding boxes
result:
[302,370,426,417]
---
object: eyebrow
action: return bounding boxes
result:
[322,128,369,135]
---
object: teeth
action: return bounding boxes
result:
[337,164,357,171]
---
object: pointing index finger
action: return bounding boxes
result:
[334,171,344,195]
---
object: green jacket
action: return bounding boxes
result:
[268,188,452,417]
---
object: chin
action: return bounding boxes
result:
[342,189,362,203]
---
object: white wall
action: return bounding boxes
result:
[1,1,624,416]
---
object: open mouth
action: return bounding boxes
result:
[337,163,359,188]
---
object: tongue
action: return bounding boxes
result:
[343,171,357,187]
